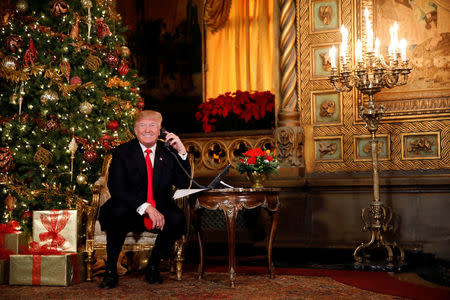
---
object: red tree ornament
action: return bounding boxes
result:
[96,18,111,39]
[0,147,15,173]
[105,52,119,68]
[70,76,82,85]
[117,63,129,76]
[137,100,145,110]
[107,120,119,131]
[23,38,38,67]
[83,147,98,163]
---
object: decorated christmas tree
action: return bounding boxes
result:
[0,0,144,230]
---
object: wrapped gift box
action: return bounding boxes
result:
[9,253,84,286]
[0,259,8,284]
[32,210,78,252]
[0,232,30,254]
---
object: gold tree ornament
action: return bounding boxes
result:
[9,93,19,104]
[0,147,15,173]
[2,56,18,70]
[81,0,92,9]
[70,15,80,40]
[4,193,17,216]
[33,146,53,166]
[60,60,71,82]
[50,0,69,17]
[120,46,130,58]
[80,101,93,114]
[76,173,88,185]
[40,89,59,104]
[16,0,29,13]
[85,54,101,71]
[68,136,78,154]
[68,136,78,182]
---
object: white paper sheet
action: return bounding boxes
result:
[173,188,207,199]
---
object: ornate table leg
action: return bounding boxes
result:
[221,203,238,288]
[193,209,205,279]
[267,209,279,278]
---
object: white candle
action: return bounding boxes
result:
[356,39,363,64]
[340,25,348,64]
[364,8,373,52]
[329,46,337,69]
[374,37,380,59]
[399,38,407,61]
[392,22,399,60]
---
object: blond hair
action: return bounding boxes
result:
[134,110,162,126]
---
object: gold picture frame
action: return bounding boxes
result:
[310,43,340,79]
[400,132,441,160]
[311,90,343,125]
[353,134,390,162]
[309,0,341,33]
[314,136,344,162]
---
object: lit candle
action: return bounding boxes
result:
[374,37,380,59]
[340,25,348,65]
[364,8,373,52]
[329,46,337,69]
[356,39,363,63]
[390,22,399,60]
[399,38,407,61]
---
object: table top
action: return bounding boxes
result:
[196,188,280,211]
[205,188,281,193]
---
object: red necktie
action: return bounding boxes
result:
[144,149,156,230]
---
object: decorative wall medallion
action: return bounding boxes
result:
[227,139,251,164]
[312,91,342,125]
[401,132,441,160]
[202,140,228,169]
[311,44,339,79]
[354,134,390,161]
[314,136,343,162]
[310,0,340,33]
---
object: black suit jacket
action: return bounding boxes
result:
[98,139,190,231]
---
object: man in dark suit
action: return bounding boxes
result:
[98,110,190,289]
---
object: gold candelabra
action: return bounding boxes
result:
[329,9,411,269]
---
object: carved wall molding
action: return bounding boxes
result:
[274,126,304,167]
[182,132,276,172]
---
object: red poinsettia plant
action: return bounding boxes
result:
[195,90,275,133]
[236,148,279,175]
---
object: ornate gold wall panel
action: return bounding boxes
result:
[298,0,450,173]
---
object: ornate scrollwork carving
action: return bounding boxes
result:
[274,126,304,167]
[228,139,251,164]
[407,137,434,154]
[202,140,228,169]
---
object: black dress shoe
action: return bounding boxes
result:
[100,269,119,289]
[145,264,163,284]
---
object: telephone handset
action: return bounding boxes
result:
[159,128,170,147]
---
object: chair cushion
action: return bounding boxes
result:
[94,221,157,244]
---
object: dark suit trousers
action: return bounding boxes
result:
[105,204,186,271]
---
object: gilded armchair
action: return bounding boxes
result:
[84,154,193,281]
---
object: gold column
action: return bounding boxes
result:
[274,0,304,167]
